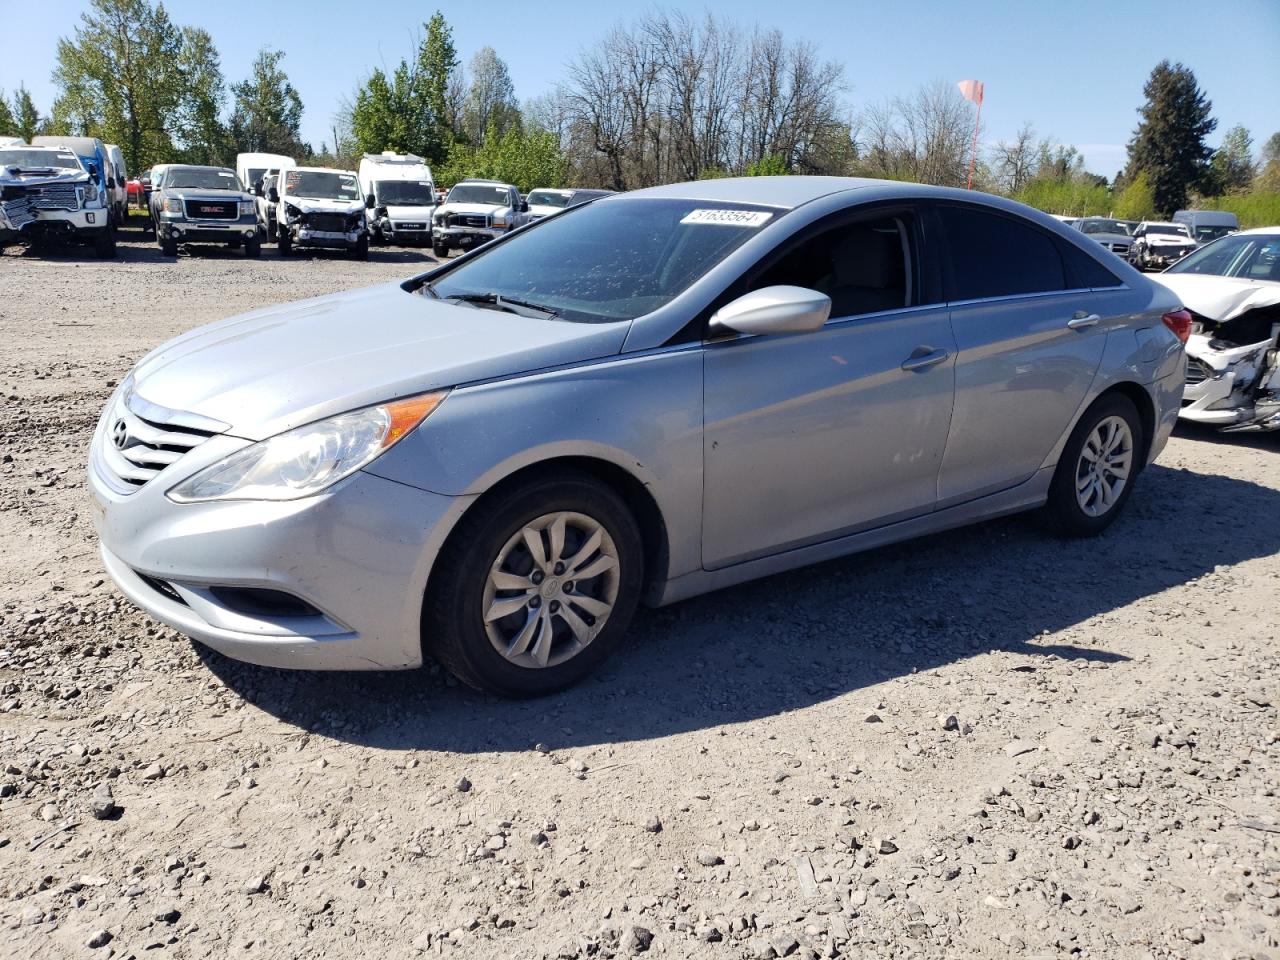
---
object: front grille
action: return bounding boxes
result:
[25,184,80,211]
[447,213,488,228]
[1185,359,1211,386]
[184,199,237,220]
[99,393,221,491]
[136,573,188,606]
[1109,243,1130,255]
[306,212,348,232]
[1,195,35,230]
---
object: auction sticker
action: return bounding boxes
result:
[680,209,773,227]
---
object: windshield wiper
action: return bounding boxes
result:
[442,292,559,319]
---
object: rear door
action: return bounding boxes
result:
[933,203,1113,506]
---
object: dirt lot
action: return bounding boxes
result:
[1,231,1277,960]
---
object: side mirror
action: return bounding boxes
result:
[710,285,831,337]
[268,187,279,203]
[519,198,529,213]
[365,193,376,209]
[86,162,101,183]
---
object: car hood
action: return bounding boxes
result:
[164,187,251,202]
[1153,273,1280,322]
[436,202,505,217]
[282,196,365,215]
[127,281,629,440]
[2,165,89,188]
[1146,234,1195,247]
[528,204,564,218]
[1082,232,1131,245]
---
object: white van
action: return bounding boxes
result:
[237,152,295,240]
[105,144,128,226]
[357,152,435,244]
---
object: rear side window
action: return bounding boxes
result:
[1059,240,1122,288]
[751,215,912,318]
[938,205,1066,300]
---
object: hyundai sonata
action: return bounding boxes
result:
[89,178,1188,696]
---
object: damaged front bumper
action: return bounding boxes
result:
[1181,333,1280,432]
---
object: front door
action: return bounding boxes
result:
[702,210,956,569]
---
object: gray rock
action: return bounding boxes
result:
[770,932,800,956]
[696,849,723,867]
[86,929,113,948]
[141,762,165,780]
[876,837,899,854]
[643,815,662,833]
[455,776,472,792]
[620,924,653,953]
[90,782,118,820]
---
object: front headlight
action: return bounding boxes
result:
[492,211,508,227]
[239,200,255,216]
[285,203,302,221]
[166,392,447,503]
[161,197,183,214]
[84,183,99,203]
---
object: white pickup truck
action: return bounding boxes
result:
[431,179,528,258]
[0,144,116,257]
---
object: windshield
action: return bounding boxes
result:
[0,149,81,170]
[284,170,361,201]
[166,168,241,190]
[1166,234,1280,281]
[448,184,511,206]
[376,180,434,205]
[245,167,267,188]
[1079,219,1131,236]
[527,190,571,209]
[1194,225,1235,243]
[426,198,779,323]
[1146,224,1189,237]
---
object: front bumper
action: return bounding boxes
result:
[163,216,260,243]
[89,433,470,670]
[432,225,505,246]
[27,207,111,237]
[1144,247,1193,267]
[288,224,365,249]
[379,218,431,242]
[1180,336,1280,431]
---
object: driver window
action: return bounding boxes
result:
[751,215,911,318]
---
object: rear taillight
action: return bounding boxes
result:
[1162,309,1193,344]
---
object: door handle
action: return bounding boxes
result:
[900,347,950,371]
[1067,312,1101,329]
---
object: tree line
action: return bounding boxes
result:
[3,0,1276,223]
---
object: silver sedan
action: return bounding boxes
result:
[88,177,1188,695]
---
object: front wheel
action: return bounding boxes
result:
[1044,393,1144,537]
[94,231,117,259]
[245,237,261,258]
[433,241,449,259]
[425,473,644,697]
[353,235,369,261]
[277,232,291,256]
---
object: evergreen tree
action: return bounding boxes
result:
[418,11,459,158]
[174,27,231,164]
[1124,61,1216,215]
[0,92,16,136]
[230,49,307,156]
[12,88,41,142]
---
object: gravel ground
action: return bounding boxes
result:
[1,232,1278,960]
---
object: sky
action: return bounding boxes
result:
[3,0,1278,178]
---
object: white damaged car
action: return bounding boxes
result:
[269,166,369,259]
[1154,228,1280,432]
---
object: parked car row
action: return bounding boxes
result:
[1064,210,1240,272]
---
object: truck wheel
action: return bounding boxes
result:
[160,236,178,257]
[433,241,449,259]
[94,231,117,259]
[245,237,261,258]
[278,233,291,256]
[354,235,369,261]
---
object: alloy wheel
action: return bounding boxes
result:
[1075,415,1133,518]
[482,511,620,669]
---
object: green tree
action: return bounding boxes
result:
[11,87,41,141]
[350,69,399,155]
[437,122,564,193]
[418,11,459,158]
[744,154,789,177]
[0,92,15,136]
[230,49,307,156]
[461,47,520,145]
[1205,125,1255,195]
[1113,170,1156,220]
[1124,61,1216,215]
[174,27,230,164]
[50,0,184,171]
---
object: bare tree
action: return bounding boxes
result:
[461,46,519,143]
[991,123,1038,194]
[857,81,973,186]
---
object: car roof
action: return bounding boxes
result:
[530,187,573,194]
[1236,226,1280,236]
[167,164,235,173]
[290,166,358,175]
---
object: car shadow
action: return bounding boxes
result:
[1173,420,1280,451]
[197,462,1280,753]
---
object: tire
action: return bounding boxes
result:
[425,472,644,697]
[433,242,449,259]
[353,235,369,261]
[93,230,117,259]
[160,236,178,257]
[1044,393,1144,537]
[245,237,261,258]
[278,233,291,256]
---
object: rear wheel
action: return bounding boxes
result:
[160,236,178,257]
[245,237,261,258]
[93,230,117,259]
[1044,393,1144,537]
[426,473,644,697]
[278,232,292,256]
[353,235,369,261]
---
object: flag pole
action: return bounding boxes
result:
[966,96,982,190]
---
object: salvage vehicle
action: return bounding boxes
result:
[1073,217,1134,259]
[1172,209,1239,246]
[0,166,35,248]
[149,164,262,258]
[0,144,116,257]
[105,144,129,226]
[237,152,295,241]
[269,166,369,259]
[525,188,574,221]
[88,177,1186,696]
[1155,228,1280,432]
[1128,221,1196,271]
[431,179,527,258]
[358,152,435,244]
[30,136,116,226]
